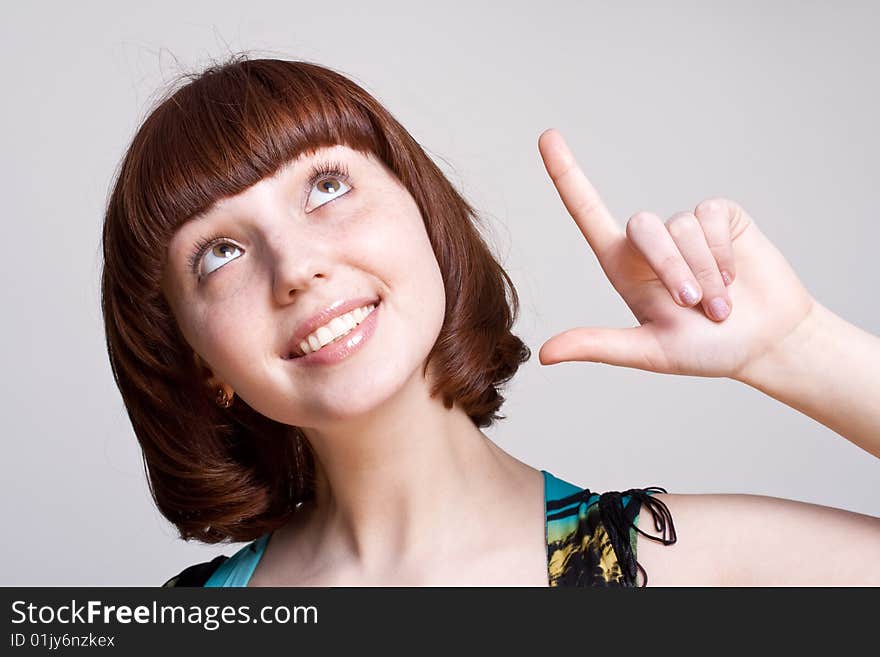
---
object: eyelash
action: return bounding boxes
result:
[186,159,353,277]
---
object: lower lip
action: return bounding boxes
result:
[289,301,381,367]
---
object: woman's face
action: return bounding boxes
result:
[161,144,447,428]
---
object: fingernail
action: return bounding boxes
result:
[721,270,732,286]
[679,282,699,306]
[709,297,730,320]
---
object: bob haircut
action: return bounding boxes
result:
[101,54,531,544]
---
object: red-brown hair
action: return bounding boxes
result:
[101,54,530,544]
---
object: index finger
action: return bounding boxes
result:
[538,128,622,259]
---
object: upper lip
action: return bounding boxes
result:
[283,295,380,358]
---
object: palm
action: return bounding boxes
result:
[538,129,815,379]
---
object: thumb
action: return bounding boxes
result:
[538,325,664,371]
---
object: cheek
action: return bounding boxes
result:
[183,298,262,377]
[377,207,446,340]
[356,197,445,304]
[357,195,439,279]
[346,194,445,350]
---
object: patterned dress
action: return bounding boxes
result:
[544,470,676,586]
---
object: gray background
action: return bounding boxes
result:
[2,1,877,585]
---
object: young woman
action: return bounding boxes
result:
[101,55,879,587]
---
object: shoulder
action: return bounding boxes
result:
[635,492,880,585]
[161,555,228,587]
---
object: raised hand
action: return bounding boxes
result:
[537,128,815,379]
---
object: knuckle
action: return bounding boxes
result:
[570,193,601,219]
[665,212,698,236]
[695,198,726,216]
[708,242,732,259]
[626,211,656,234]
[658,253,684,275]
[691,263,720,282]
[695,197,746,224]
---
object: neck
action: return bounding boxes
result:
[295,366,524,574]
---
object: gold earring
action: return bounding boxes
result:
[215,386,234,409]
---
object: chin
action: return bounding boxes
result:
[307,354,432,426]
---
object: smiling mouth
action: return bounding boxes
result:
[286,298,381,359]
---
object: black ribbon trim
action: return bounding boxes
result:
[598,487,677,587]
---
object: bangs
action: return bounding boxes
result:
[124,58,386,243]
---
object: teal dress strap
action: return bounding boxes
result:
[541,469,582,501]
[204,533,270,587]
[542,469,599,549]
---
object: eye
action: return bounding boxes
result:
[191,239,243,277]
[306,170,352,212]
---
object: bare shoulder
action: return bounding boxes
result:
[635,492,880,586]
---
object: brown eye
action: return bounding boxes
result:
[201,241,243,276]
[318,178,343,194]
[308,175,351,210]
[212,243,236,259]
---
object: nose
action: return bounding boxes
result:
[268,230,327,305]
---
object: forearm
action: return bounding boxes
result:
[733,300,880,458]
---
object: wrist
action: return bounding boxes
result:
[731,297,825,390]
[729,298,880,458]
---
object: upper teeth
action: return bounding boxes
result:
[298,304,376,356]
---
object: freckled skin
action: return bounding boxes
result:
[161,145,447,428]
